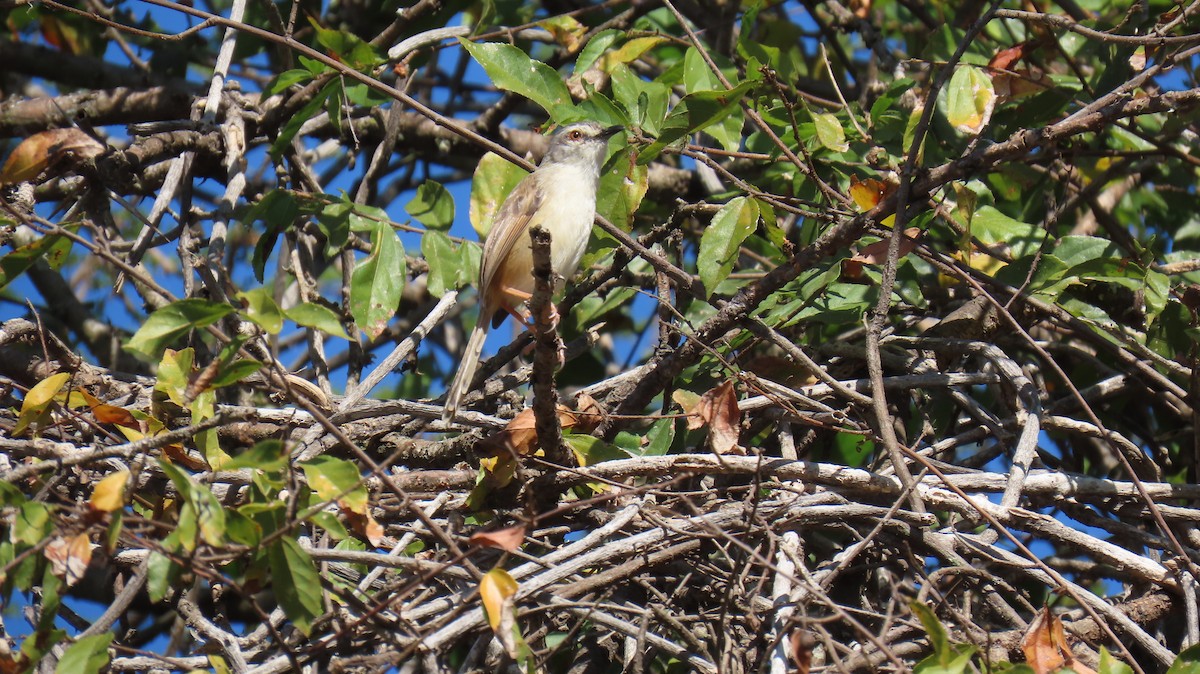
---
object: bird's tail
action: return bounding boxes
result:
[442,319,490,423]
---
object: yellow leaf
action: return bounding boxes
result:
[13,372,71,436]
[946,66,996,136]
[479,568,519,633]
[90,471,129,513]
[598,37,668,72]
[22,372,71,411]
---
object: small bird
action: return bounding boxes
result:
[442,121,623,423]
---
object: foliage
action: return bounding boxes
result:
[0,0,1198,672]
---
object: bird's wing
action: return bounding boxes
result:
[480,171,543,294]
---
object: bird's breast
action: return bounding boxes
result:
[529,164,598,279]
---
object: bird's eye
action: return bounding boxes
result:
[569,130,583,140]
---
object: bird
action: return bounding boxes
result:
[442,121,623,423]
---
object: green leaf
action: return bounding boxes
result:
[572,286,636,330]
[405,179,454,231]
[307,17,382,71]
[459,39,575,120]
[683,46,727,94]
[247,190,300,283]
[970,206,1046,259]
[285,302,349,339]
[564,433,631,466]
[224,508,262,547]
[263,68,313,97]
[697,197,759,295]
[209,359,262,389]
[55,633,113,674]
[911,601,949,655]
[1097,647,1134,674]
[271,80,337,158]
[14,501,52,546]
[0,232,70,290]
[315,200,352,254]
[910,601,977,674]
[1167,643,1200,673]
[157,458,226,547]
[301,455,367,514]
[811,110,849,152]
[422,230,459,297]
[596,149,647,229]
[349,220,404,340]
[147,551,180,603]
[237,286,283,334]
[126,300,234,360]
[944,65,995,135]
[267,537,324,635]
[12,371,71,437]
[643,418,676,457]
[154,347,194,407]
[470,152,528,238]
[595,36,668,74]
[574,29,622,73]
[225,439,289,472]
[639,80,756,162]
[18,628,64,668]
[610,64,670,135]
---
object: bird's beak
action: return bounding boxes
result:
[601,125,625,139]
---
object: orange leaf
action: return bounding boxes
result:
[92,403,138,427]
[163,443,208,471]
[849,175,893,212]
[469,523,527,552]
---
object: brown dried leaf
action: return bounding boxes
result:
[469,523,527,552]
[573,393,606,433]
[989,41,1035,71]
[993,68,1051,101]
[850,227,923,265]
[478,408,539,457]
[343,506,384,547]
[1021,606,1098,674]
[477,405,583,458]
[0,128,104,185]
[1128,46,1147,72]
[696,380,743,455]
[789,630,815,674]
[44,533,92,587]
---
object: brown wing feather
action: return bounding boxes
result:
[480,172,544,297]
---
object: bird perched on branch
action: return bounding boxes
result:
[442,121,623,423]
